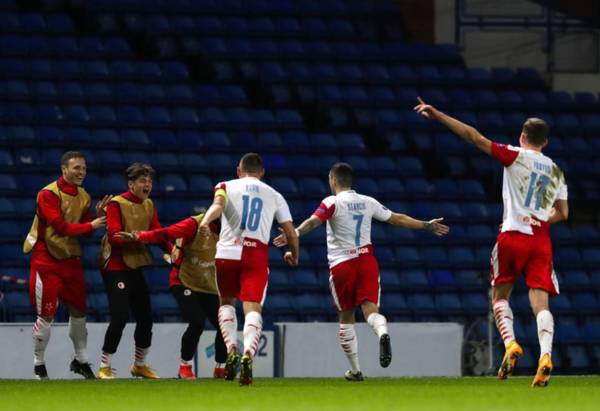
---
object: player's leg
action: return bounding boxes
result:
[529,288,553,387]
[29,265,59,379]
[61,263,95,379]
[171,285,205,380]
[357,255,391,368]
[129,269,158,379]
[330,260,362,381]
[99,270,131,378]
[338,309,363,381]
[237,252,268,386]
[215,258,242,380]
[490,233,525,379]
[525,237,557,387]
[201,292,228,378]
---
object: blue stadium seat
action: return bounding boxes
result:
[159,174,187,194]
[379,269,401,290]
[407,293,436,315]
[432,179,458,200]
[144,106,171,126]
[152,152,180,171]
[435,293,462,315]
[290,269,319,291]
[404,178,433,199]
[188,175,214,193]
[380,293,409,316]
[571,292,598,312]
[394,269,428,292]
[459,179,486,200]
[461,293,489,315]
[448,246,476,268]
[270,177,298,197]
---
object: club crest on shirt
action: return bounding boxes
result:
[117,281,125,289]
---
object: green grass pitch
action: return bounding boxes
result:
[1,377,599,411]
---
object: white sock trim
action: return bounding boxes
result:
[536,309,554,359]
[367,312,388,339]
[243,311,263,357]
[218,305,238,353]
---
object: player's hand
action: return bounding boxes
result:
[424,218,449,236]
[95,195,113,218]
[283,251,298,267]
[273,227,289,248]
[114,231,139,242]
[198,222,211,236]
[91,216,106,230]
[414,96,441,120]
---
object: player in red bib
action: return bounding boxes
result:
[274,162,448,381]
[23,151,110,379]
[415,97,569,387]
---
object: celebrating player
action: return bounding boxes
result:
[23,151,110,379]
[199,153,299,386]
[274,162,449,381]
[98,163,170,379]
[115,211,227,380]
[414,97,568,387]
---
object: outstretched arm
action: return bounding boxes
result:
[414,96,492,155]
[273,215,322,247]
[387,213,449,236]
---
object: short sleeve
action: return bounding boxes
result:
[490,142,520,167]
[557,175,568,201]
[313,196,336,222]
[371,198,393,222]
[214,182,227,199]
[274,192,292,223]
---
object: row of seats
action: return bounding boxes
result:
[0,81,249,105]
[258,62,544,87]
[265,84,600,113]
[86,0,401,16]
[0,35,133,57]
[0,59,190,81]
[0,173,489,200]
[180,38,463,64]
[2,238,599,271]
[1,131,366,153]
[0,104,305,128]
[0,12,75,33]
[113,14,366,39]
[4,288,600,321]
[320,106,600,135]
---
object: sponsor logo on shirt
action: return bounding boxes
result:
[347,246,370,256]
[243,240,258,248]
[521,215,541,227]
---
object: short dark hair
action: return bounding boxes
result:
[330,162,353,188]
[239,153,263,173]
[60,151,85,167]
[522,118,549,146]
[126,162,155,181]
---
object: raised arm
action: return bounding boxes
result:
[414,97,492,155]
[387,212,449,236]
